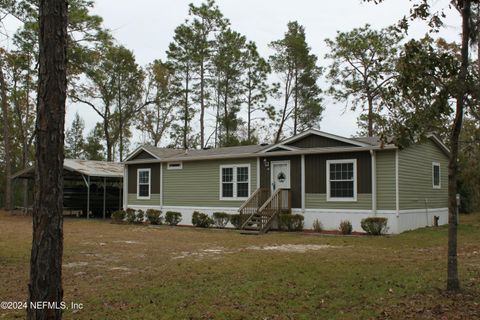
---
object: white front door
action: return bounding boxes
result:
[270,160,291,192]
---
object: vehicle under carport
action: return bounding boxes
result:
[12,159,124,219]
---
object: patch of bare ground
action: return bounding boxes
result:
[247,244,339,252]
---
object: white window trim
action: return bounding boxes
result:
[326,159,357,202]
[219,164,251,201]
[167,162,183,170]
[432,162,441,189]
[137,168,151,200]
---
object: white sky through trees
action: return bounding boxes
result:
[3,0,462,145]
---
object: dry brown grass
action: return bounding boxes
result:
[0,211,479,319]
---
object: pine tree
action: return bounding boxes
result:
[241,41,271,143]
[65,112,85,159]
[325,24,401,137]
[189,0,227,148]
[0,53,12,211]
[213,28,246,146]
[269,21,323,142]
[83,123,105,161]
[167,25,196,149]
[27,0,67,318]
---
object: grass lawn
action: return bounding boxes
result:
[0,211,479,319]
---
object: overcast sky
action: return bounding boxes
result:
[61,0,461,142]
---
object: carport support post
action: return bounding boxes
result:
[87,175,90,219]
[103,177,106,219]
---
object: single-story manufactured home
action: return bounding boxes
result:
[123,129,449,234]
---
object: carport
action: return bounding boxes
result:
[12,159,124,219]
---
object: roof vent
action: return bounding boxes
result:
[260,143,269,146]
[184,149,188,155]
[203,146,212,150]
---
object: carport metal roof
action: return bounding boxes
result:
[12,159,124,180]
[12,159,124,220]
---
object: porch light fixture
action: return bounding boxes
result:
[263,158,269,168]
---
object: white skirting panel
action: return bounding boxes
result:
[125,205,449,234]
[298,209,397,233]
[297,207,448,234]
[396,207,448,233]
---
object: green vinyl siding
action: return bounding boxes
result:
[127,193,161,206]
[305,193,372,210]
[399,140,448,210]
[376,150,396,210]
[163,158,257,207]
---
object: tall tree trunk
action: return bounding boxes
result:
[477,37,480,75]
[477,3,480,76]
[367,94,374,137]
[154,106,161,147]
[23,139,29,209]
[23,63,32,208]
[118,76,124,161]
[223,80,229,143]
[104,118,112,161]
[27,0,67,319]
[247,84,252,142]
[275,75,291,143]
[214,79,220,148]
[0,60,12,211]
[293,69,298,136]
[447,0,471,292]
[183,66,189,150]
[200,61,205,148]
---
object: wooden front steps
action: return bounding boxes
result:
[238,188,292,235]
[239,213,263,234]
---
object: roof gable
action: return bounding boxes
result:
[265,145,298,152]
[286,134,357,148]
[132,150,157,160]
[261,129,369,153]
[124,146,161,162]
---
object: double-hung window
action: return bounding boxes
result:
[137,168,151,199]
[220,165,250,200]
[326,159,357,201]
[432,162,441,189]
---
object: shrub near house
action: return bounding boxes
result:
[361,217,388,235]
[125,208,136,224]
[165,211,182,226]
[229,214,242,229]
[339,220,353,235]
[278,214,304,231]
[192,211,213,228]
[111,210,126,223]
[147,209,162,225]
[213,212,230,228]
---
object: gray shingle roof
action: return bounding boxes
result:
[141,146,185,158]
[176,145,268,157]
[352,136,382,146]
[139,144,269,160]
